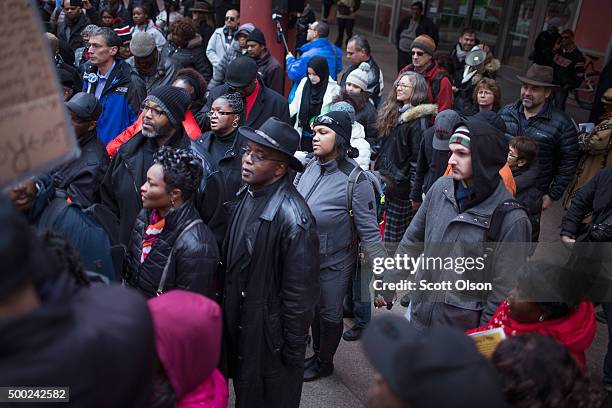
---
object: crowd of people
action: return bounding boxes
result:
[3,0,612,407]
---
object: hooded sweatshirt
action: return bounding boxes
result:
[148,290,228,408]
[451,117,509,212]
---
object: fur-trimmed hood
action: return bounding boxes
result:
[399,103,437,124]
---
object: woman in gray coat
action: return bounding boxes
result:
[295,111,386,381]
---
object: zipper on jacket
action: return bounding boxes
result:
[303,168,325,202]
[123,161,139,195]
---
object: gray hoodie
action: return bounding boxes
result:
[295,157,386,269]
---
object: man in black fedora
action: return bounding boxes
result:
[499,64,578,229]
[223,117,320,408]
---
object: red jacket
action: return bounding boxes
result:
[398,62,453,113]
[106,111,202,158]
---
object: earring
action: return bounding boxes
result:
[232,119,239,128]
[538,315,545,322]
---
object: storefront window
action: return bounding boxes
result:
[426,0,471,47]
[471,0,503,54]
[505,0,535,68]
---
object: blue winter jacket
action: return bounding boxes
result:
[82,60,146,145]
[286,37,343,102]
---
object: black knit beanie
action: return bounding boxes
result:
[145,86,190,125]
[315,110,352,143]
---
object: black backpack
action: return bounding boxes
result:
[346,166,386,239]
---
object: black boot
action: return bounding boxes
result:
[303,319,343,382]
[304,312,320,368]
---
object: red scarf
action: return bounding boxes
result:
[245,81,260,120]
[468,300,596,366]
[141,210,165,263]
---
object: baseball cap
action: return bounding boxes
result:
[362,315,505,408]
[65,92,102,120]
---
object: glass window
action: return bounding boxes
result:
[426,0,470,48]
[505,0,535,68]
[471,0,504,54]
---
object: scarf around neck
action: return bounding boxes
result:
[141,210,166,263]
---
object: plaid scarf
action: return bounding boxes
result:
[141,210,165,263]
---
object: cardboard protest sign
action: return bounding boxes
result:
[0,0,78,187]
[469,327,506,358]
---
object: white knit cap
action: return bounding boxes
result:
[346,62,370,92]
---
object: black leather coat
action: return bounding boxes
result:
[499,101,579,200]
[222,177,320,407]
[124,200,220,299]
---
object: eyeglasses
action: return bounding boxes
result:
[313,115,340,127]
[240,147,285,163]
[411,51,424,56]
[141,103,165,117]
[206,110,240,117]
[225,16,236,21]
[395,82,413,89]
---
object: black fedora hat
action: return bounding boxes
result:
[239,117,304,172]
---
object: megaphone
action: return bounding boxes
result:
[465,47,487,67]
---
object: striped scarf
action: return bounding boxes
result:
[141,210,165,263]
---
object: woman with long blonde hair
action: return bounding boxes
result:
[374,71,437,242]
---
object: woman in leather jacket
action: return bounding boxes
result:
[124,146,220,300]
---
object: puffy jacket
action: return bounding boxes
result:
[351,122,372,170]
[127,45,178,93]
[286,38,343,102]
[206,26,234,66]
[289,76,341,135]
[125,201,220,299]
[374,104,436,198]
[295,157,385,269]
[222,177,320,407]
[166,34,212,82]
[83,59,146,145]
[499,100,579,200]
[255,50,284,95]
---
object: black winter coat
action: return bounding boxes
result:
[355,102,379,158]
[561,166,612,238]
[196,78,290,132]
[125,201,220,299]
[223,177,320,407]
[57,13,91,51]
[499,101,579,200]
[513,163,544,242]
[0,285,155,407]
[52,130,109,208]
[410,126,450,202]
[166,35,213,82]
[374,104,436,198]
[256,50,284,95]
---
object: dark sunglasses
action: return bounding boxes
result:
[412,50,424,56]
[313,115,340,127]
[225,16,236,21]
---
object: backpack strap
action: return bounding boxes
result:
[485,199,527,242]
[430,71,448,103]
[156,219,203,296]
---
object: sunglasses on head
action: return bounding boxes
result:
[225,16,236,21]
[313,115,340,127]
[412,50,424,56]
